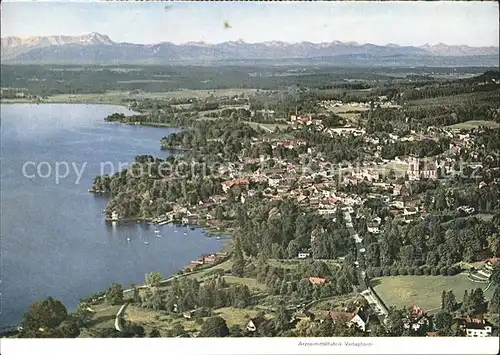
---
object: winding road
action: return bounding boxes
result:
[344,210,389,322]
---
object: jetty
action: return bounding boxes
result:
[157,218,173,226]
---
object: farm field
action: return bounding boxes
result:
[447,120,499,130]
[331,105,370,114]
[123,306,200,334]
[223,276,268,292]
[3,88,262,105]
[213,307,262,327]
[370,274,493,313]
[409,90,500,106]
[121,305,263,335]
[244,121,289,133]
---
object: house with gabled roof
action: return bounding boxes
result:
[328,307,370,332]
[246,316,267,332]
[308,277,327,285]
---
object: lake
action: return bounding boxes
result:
[0,104,222,328]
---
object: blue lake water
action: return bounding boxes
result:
[0,104,222,328]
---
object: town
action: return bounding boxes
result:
[7,66,499,339]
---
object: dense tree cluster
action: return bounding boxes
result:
[160,119,259,159]
[18,297,80,338]
[92,155,224,219]
[363,213,499,269]
[381,138,446,160]
[234,199,352,260]
[136,275,254,314]
[294,127,365,163]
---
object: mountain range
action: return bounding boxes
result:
[1,33,499,65]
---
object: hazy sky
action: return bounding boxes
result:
[1,1,499,46]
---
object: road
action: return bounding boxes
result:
[344,210,389,322]
[114,302,130,332]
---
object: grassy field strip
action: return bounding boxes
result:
[223,276,268,291]
[409,91,500,106]
[447,120,499,130]
[3,89,263,106]
[370,274,494,312]
[214,307,261,327]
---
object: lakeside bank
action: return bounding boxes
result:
[1,103,225,330]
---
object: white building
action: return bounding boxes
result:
[466,326,492,337]
[297,251,311,259]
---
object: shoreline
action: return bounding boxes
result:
[1,103,231,335]
[0,225,232,335]
[0,99,130,107]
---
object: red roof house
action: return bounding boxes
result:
[308,277,327,285]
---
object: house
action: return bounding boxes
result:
[183,310,194,319]
[486,257,499,266]
[404,206,419,216]
[328,127,365,137]
[185,262,202,272]
[352,168,380,182]
[268,175,282,188]
[366,222,380,234]
[457,205,475,215]
[350,309,369,332]
[297,251,311,259]
[329,307,369,332]
[390,200,405,209]
[456,315,492,336]
[221,178,250,193]
[246,317,266,332]
[466,324,492,337]
[290,114,313,125]
[200,254,218,264]
[210,195,227,204]
[308,277,327,285]
[403,307,430,332]
[393,184,402,196]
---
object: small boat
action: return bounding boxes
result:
[183,232,188,236]
[136,220,141,223]
[156,234,162,238]
[216,236,221,240]
[144,241,149,245]
[174,229,178,233]
[154,230,161,234]
[126,237,131,242]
